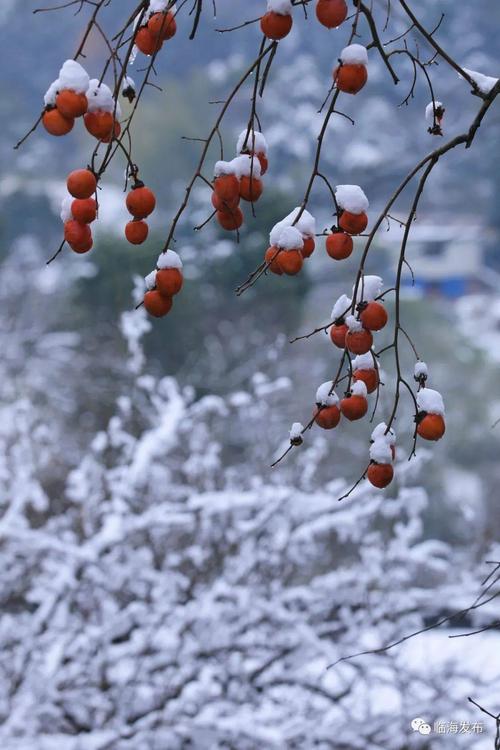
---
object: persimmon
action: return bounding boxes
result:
[340,393,368,421]
[211,192,239,211]
[353,367,378,394]
[301,236,315,258]
[67,169,97,199]
[277,249,303,276]
[214,174,240,204]
[257,153,268,175]
[345,327,373,355]
[125,220,149,245]
[71,198,97,224]
[239,175,263,202]
[326,231,353,260]
[135,26,161,56]
[338,210,368,235]
[315,404,341,429]
[144,290,173,318]
[42,108,74,136]
[367,462,394,489]
[56,89,88,118]
[330,322,348,348]
[64,219,91,247]
[359,301,388,331]
[148,11,177,40]
[316,0,347,28]
[101,120,121,143]
[126,185,156,219]
[417,413,446,441]
[70,235,93,254]
[156,268,183,297]
[216,207,244,231]
[84,111,114,140]
[334,63,368,94]
[265,246,283,275]
[260,11,293,40]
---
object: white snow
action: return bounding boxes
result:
[214,160,236,177]
[425,100,443,123]
[267,0,292,14]
[315,381,339,407]
[289,422,303,440]
[417,387,445,416]
[339,44,368,66]
[269,208,316,244]
[236,129,268,156]
[60,196,73,223]
[351,380,367,397]
[86,79,119,115]
[58,60,89,94]
[44,79,60,107]
[345,314,362,332]
[275,225,303,251]
[371,422,396,445]
[144,271,157,290]
[352,352,374,371]
[414,361,428,378]
[335,184,369,214]
[370,438,393,464]
[156,249,183,270]
[331,293,352,321]
[122,76,136,93]
[354,275,383,302]
[230,154,262,178]
[462,67,499,94]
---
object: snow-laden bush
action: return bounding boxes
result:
[0,299,494,749]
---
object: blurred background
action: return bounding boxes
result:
[1,1,500,748]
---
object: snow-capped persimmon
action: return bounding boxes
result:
[144,290,173,318]
[42,108,74,136]
[353,367,378,394]
[345,327,373,355]
[67,169,97,199]
[125,220,149,245]
[214,174,240,204]
[260,11,293,40]
[216,207,244,231]
[278,249,303,276]
[334,63,368,94]
[56,89,88,118]
[338,210,368,235]
[417,413,446,441]
[148,11,177,41]
[315,404,341,429]
[126,185,156,219]
[367,462,394,489]
[316,0,348,28]
[360,301,388,331]
[84,111,114,140]
[64,219,91,248]
[156,268,183,297]
[326,231,353,260]
[265,246,283,275]
[135,26,161,56]
[340,393,368,421]
[239,175,263,202]
[301,236,315,258]
[330,322,348,348]
[71,198,97,224]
